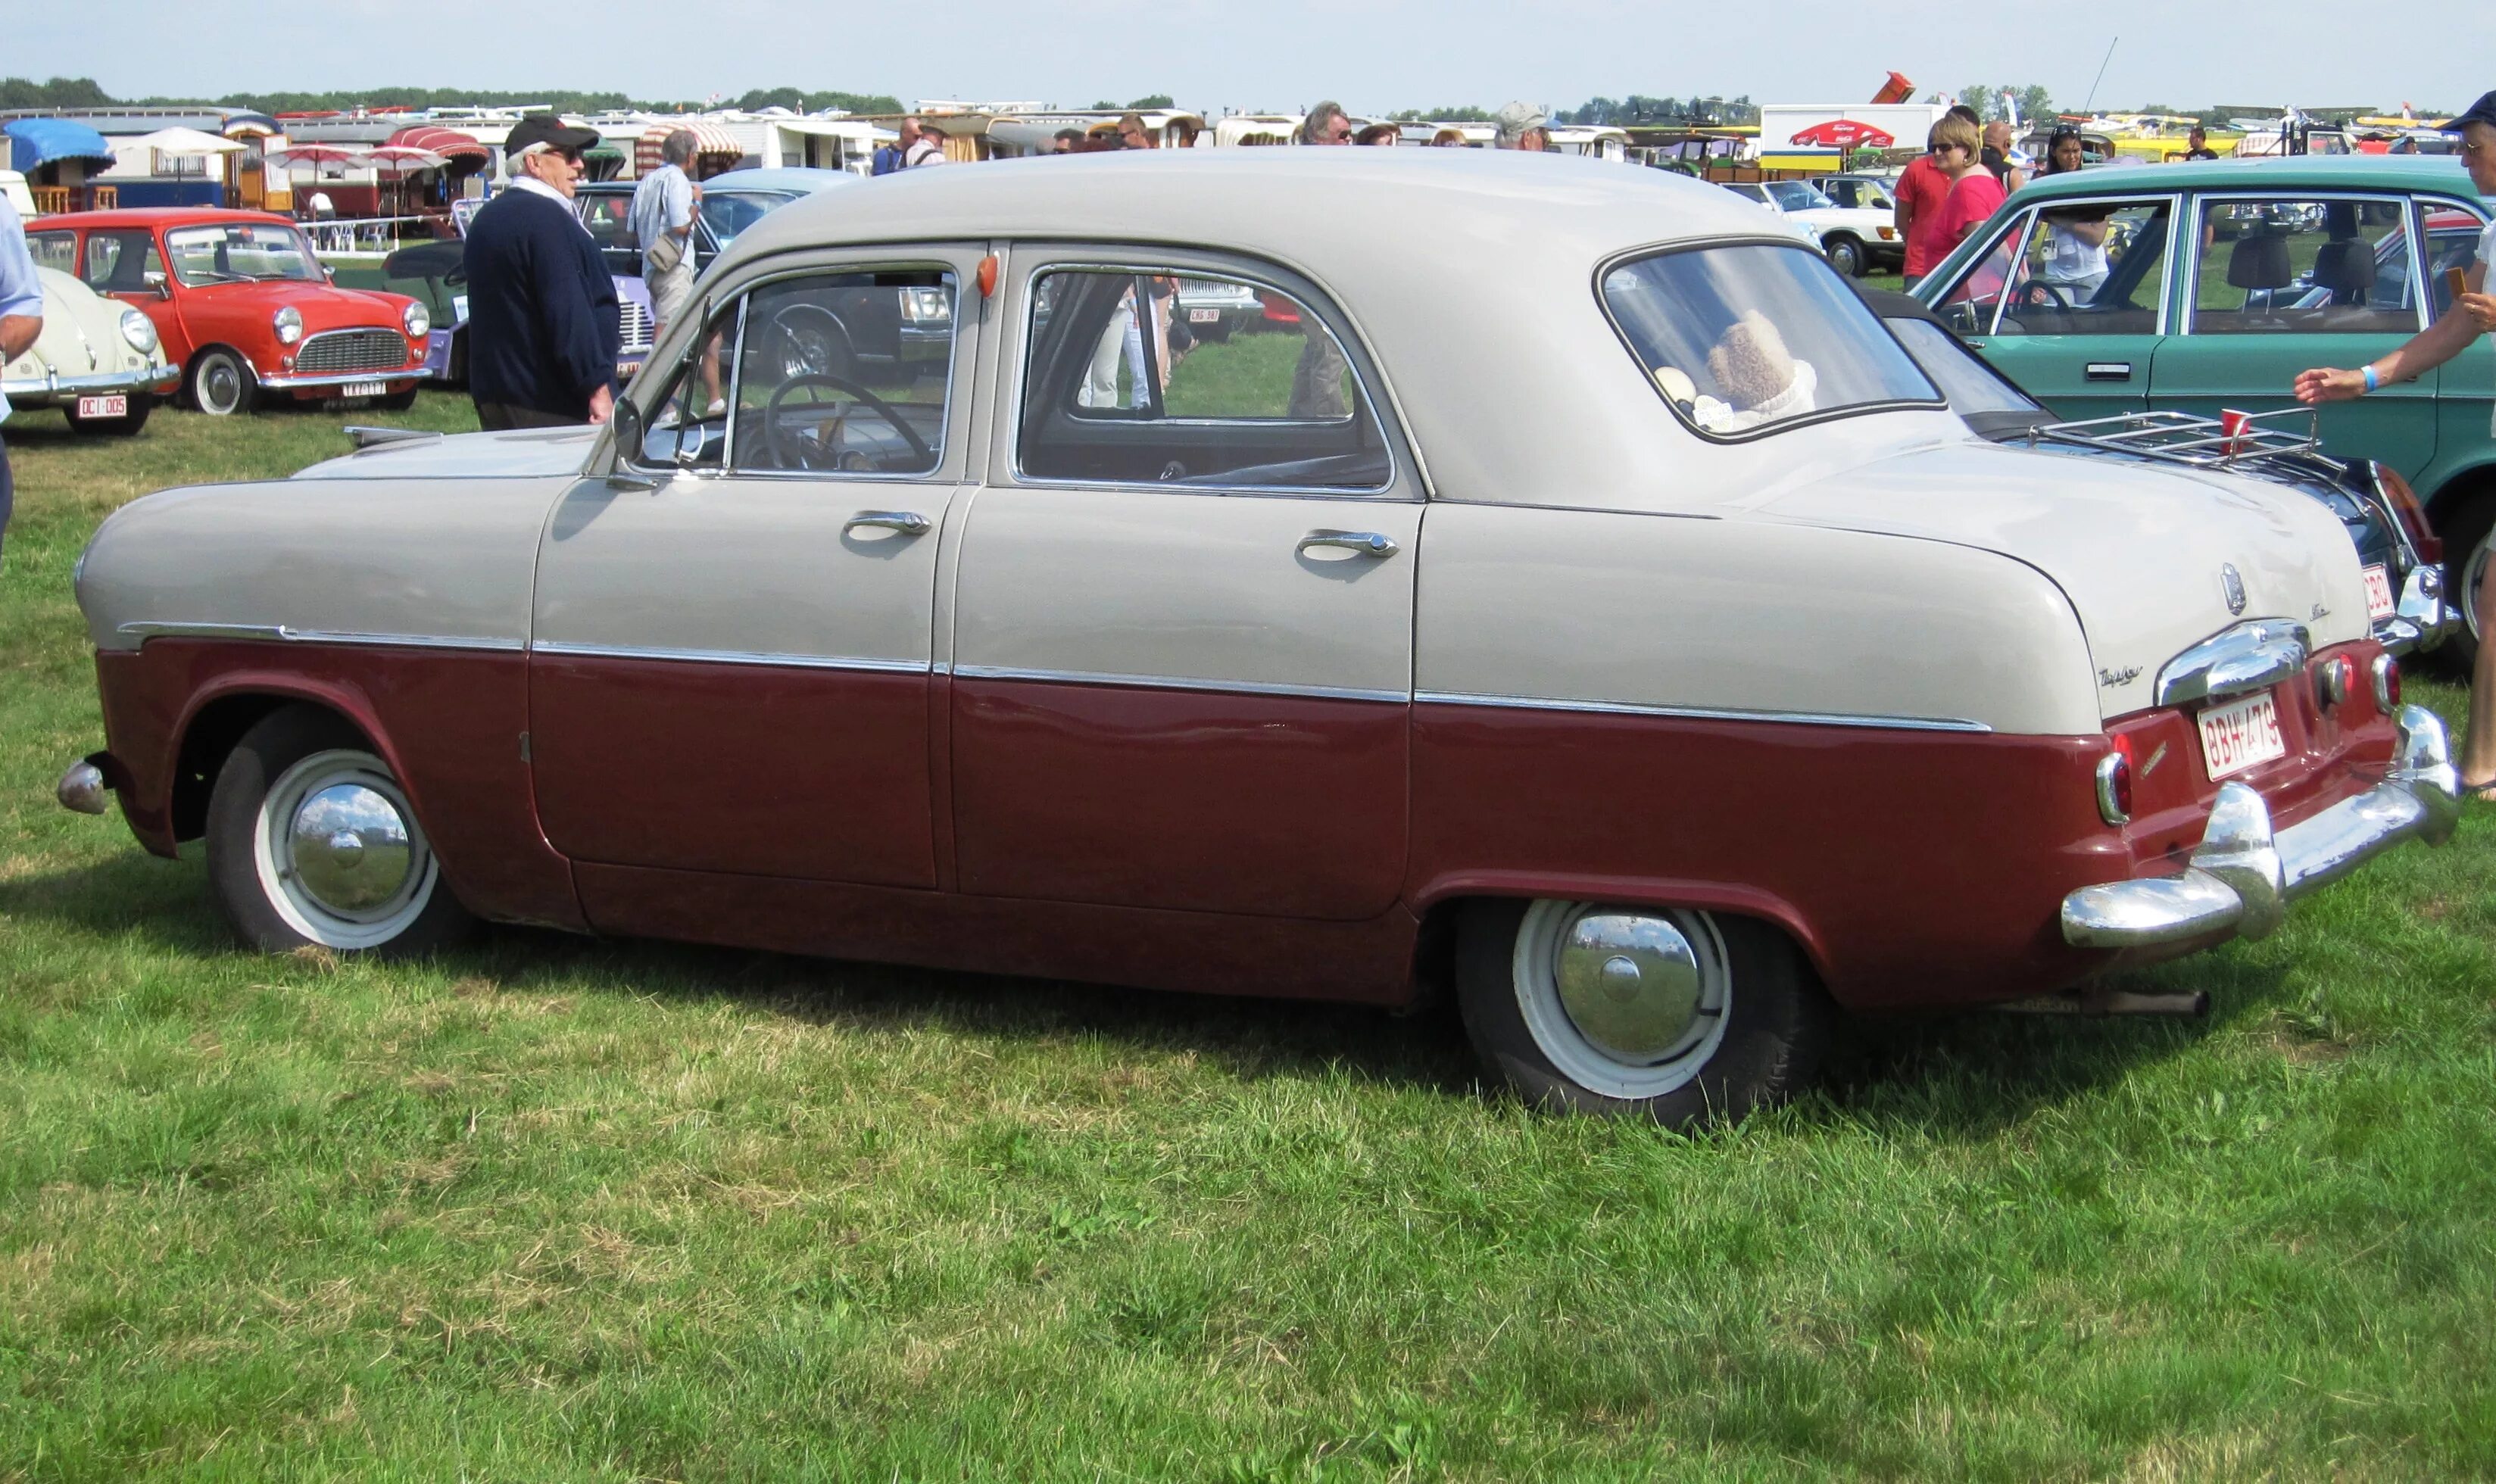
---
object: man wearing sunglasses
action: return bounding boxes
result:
[463,114,622,430]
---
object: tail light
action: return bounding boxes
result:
[2370,462,2441,563]
[2314,654,2353,709]
[2095,741,2134,826]
[2372,654,2401,712]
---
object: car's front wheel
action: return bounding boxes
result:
[1823,234,1866,277]
[2438,491,2495,672]
[188,347,257,416]
[204,706,474,956]
[1456,899,1829,1124]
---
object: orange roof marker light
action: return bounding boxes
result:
[977,252,1000,298]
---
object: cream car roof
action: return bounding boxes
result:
[711,148,1970,512]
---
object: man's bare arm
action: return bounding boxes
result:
[0,313,40,361]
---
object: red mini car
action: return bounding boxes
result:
[26,209,429,416]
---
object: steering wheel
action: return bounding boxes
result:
[762,373,932,472]
[2014,280,2075,313]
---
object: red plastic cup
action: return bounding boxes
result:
[2220,408,2252,454]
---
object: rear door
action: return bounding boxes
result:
[1932,195,2179,421]
[945,251,1421,921]
[2148,192,2437,480]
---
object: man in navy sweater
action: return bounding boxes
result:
[465,114,621,429]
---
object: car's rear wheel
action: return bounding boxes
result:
[188,348,257,416]
[204,706,473,956]
[1824,234,1867,277]
[64,394,152,436]
[2435,491,2495,672]
[1456,899,1829,1124]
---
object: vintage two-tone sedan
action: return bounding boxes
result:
[58,151,2462,1122]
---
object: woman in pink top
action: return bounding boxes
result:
[1924,114,2006,257]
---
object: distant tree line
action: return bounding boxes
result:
[1091,95,1176,111]
[0,76,903,117]
[1558,95,1759,126]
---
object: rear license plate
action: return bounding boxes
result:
[2199,692,2285,780]
[75,394,126,419]
[1188,308,1220,323]
[340,381,388,400]
[2362,564,2396,621]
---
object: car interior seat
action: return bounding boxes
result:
[2214,229,2294,331]
[2310,239,2382,326]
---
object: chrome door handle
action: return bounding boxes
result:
[2085,362,2134,382]
[1297,529,1399,559]
[845,510,931,536]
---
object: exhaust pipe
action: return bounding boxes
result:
[1997,987,2210,1018]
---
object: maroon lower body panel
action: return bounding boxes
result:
[572,862,1424,1005]
[1414,704,2148,1012]
[93,641,585,931]
[949,678,1408,921]
[529,656,935,888]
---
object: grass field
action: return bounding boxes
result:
[4,395,2496,1479]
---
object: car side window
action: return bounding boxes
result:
[1994,198,2173,337]
[728,268,954,476]
[633,301,739,473]
[1018,267,1393,492]
[2192,197,2418,335]
[80,230,167,295]
[1931,211,2033,336]
[27,229,76,273]
[2426,210,2484,318]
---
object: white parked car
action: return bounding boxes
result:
[58,151,2458,1123]
[1721,178,1902,276]
[0,265,179,435]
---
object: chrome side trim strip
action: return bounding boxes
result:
[118,621,525,653]
[953,663,1408,706]
[528,640,928,674]
[1415,689,1993,734]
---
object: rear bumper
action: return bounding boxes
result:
[2,363,182,406]
[2061,703,2459,949]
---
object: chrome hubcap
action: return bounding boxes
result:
[254,749,435,949]
[201,360,239,413]
[1555,911,1707,1062]
[287,784,413,915]
[1513,901,1733,1101]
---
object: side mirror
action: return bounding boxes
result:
[610,398,644,463]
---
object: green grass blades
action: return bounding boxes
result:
[4,396,2495,1479]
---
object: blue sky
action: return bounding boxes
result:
[15,0,2493,119]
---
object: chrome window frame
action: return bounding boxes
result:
[1595,235,1947,444]
[2403,192,2489,320]
[618,256,968,488]
[1002,247,1415,503]
[2182,190,2432,337]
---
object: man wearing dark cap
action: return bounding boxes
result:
[464,114,621,429]
[2298,89,2496,800]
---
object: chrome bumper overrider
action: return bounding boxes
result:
[2371,566,2457,656]
[2062,704,2459,949]
[1,364,183,405]
[56,759,109,815]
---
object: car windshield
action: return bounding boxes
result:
[1768,181,1836,211]
[164,223,322,286]
[1602,243,1941,437]
[1883,317,2042,418]
[699,192,797,252]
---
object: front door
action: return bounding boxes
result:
[1936,196,2179,422]
[2149,192,2439,480]
[947,255,1421,921]
[529,252,978,885]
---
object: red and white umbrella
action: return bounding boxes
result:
[267,145,363,171]
[359,145,448,176]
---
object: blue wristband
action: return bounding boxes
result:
[2363,365,2381,394]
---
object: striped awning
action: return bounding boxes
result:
[635,120,746,174]
[385,126,490,162]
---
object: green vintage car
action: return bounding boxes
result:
[1914,157,2496,662]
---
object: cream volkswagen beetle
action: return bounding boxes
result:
[59,152,2462,1122]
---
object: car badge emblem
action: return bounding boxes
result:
[2098,666,2141,688]
[2311,600,2330,621]
[2221,563,2247,616]
[2140,741,2170,778]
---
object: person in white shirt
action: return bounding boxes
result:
[2297,90,2496,798]
[631,129,700,334]
[902,117,947,168]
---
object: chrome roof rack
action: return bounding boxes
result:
[2025,407,2323,468]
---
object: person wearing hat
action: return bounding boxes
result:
[2297,89,2496,799]
[1493,101,1550,151]
[463,113,622,430]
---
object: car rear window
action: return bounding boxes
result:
[1601,243,1940,438]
